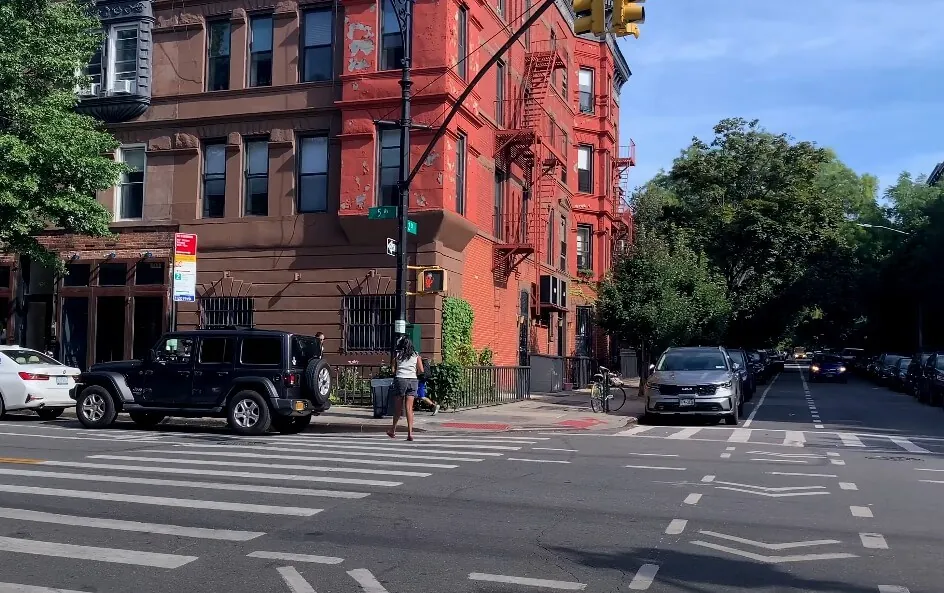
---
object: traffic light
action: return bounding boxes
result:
[613,0,645,37]
[416,268,447,294]
[573,0,606,36]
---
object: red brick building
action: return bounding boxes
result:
[6,0,633,370]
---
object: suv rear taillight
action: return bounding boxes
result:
[19,372,49,381]
[283,373,298,387]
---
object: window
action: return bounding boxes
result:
[559,215,567,271]
[378,127,400,206]
[99,263,127,286]
[578,68,594,114]
[456,132,467,215]
[493,168,505,238]
[249,16,273,87]
[241,337,282,365]
[118,146,145,219]
[207,21,231,91]
[244,140,269,216]
[64,264,91,287]
[155,337,194,364]
[292,335,322,366]
[457,7,468,79]
[135,262,165,285]
[495,61,506,126]
[545,209,554,265]
[203,143,226,218]
[200,296,255,329]
[561,66,568,95]
[109,25,138,92]
[577,145,592,193]
[302,9,333,82]
[381,0,404,71]
[199,337,235,364]
[343,295,395,352]
[576,224,593,271]
[575,306,594,356]
[561,133,568,183]
[298,135,329,212]
[84,31,104,87]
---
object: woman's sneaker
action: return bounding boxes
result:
[431,404,440,415]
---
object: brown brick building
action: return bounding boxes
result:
[7,0,634,369]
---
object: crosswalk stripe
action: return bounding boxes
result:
[0,506,263,541]
[727,429,752,443]
[292,435,542,444]
[248,551,344,564]
[0,535,197,568]
[0,484,322,516]
[667,428,701,440]
[616,426,654,436]
[88,454,430,478]
[277,566,315,593]
[58,459,403,487]
[141,449,460,469]
[0,430,152,445]
[888,437,930,453]
[0,466,369,500]
[0,581,90,593]
[782,431,805,447]
[163,442,489,462]
[275,437,519,452]
[837,433,865,447]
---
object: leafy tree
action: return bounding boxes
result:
[0,0,122,266]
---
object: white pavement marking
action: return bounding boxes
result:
[277,566,315,593]
[297,434,545,443]
[507,458,570,464]
[830,459,846,466]
[726,447,736,451]
[728,429,752,443]
[859,533,888,549]
[710,480,826,493]
[625,465,686,471]
[839,483,859,490]
[665,519,687,535]
[142,449,460,469]
[814,424,825,429]
[743,372,780,427]
[249,551,344,564]
[0,535,197,568]
[617,426,655,436]
[348,569,390,593]
[750,451,825,459]
[851,506,874,518]
[689,540,856,563]
[0,484,322,516]
[783,431,806,447]
[751,459,809,464]
[163,442,492,461]
[0,506,263,541]
[877,586,910,593]
[628,564,659,590]
[468,573,586,591]
[0,583,90,593]
[627,452,678,457]
[280,437,520,452]
[888,437,930,454]
[719,453,732,459]
[826,452,840,457]
[702,475,716,483]
[768,472,837,478]
[683,493,702,505]
[697,531,841,550]
[0,430,162,445]
[837,433,866,447]
[531,448,578,452]
[88,455,425,478]
[74,459,401,487]
[0,466,370,499]
[667,428,702,440]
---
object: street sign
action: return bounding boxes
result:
[407,220,417,235]
[386,238,397,257]
[369,206,398,220]
[172,233,198,302]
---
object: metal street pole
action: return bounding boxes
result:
[394,0,414,345]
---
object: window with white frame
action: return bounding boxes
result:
[207,21,232,91]
[298,135,329,212]
[110,25,139,92]
[578,68,594,114]
[118,146,145,220]
[576,224,592,271]
[577,145,592,193]
[244,140,269,216]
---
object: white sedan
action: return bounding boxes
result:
[0,346,81,420]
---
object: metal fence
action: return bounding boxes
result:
[564,356,595,389]
[332,363,383,406]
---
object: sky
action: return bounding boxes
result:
[614,0,944,196]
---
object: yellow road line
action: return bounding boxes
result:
[0,458,43,465]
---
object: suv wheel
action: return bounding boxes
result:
[129,412,166,428]
[272,414,312,435]
[725,400,739,425]
[227,390,272,435]
[77,386,118,429]
[304,359,332,407]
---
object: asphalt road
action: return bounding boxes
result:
[0,365,941,592]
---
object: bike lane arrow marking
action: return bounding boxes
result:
[690,531,857,563]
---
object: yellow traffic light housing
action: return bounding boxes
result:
[613,0,645,37]
[573,0,606,36]
[416,268,447,294]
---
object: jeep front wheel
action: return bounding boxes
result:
[77,386,118,429]
[227,390,271,435]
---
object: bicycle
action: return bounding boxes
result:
[589,366,628,413]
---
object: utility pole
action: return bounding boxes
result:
[393,0,414,344]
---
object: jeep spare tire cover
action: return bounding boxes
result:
[304,358,331,406]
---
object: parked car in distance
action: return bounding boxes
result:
[643,346,744,425]
[726,348,755,401]
[906,353,932,397]
[888,357,912,392]
[877,354,907,386]
[809,353,848,383]
[72,328,333,435]
[0,346,82,420]
[917,352,944,406]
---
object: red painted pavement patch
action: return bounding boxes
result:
[556,418,608,429]
[439,422,512,431]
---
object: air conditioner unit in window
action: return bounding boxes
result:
[79,83,100,97]
[112,79,134,94]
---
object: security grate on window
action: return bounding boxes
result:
[200,297,255,329]
[343,294,395,353]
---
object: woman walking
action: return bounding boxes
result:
[387,336,424,441]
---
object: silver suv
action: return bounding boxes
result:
[643,346,744,425]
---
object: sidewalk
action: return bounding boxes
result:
[313,379,644,434]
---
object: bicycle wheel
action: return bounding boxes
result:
[608,386,628,412]
[590,383,604,413]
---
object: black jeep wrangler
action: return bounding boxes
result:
[71,328,332,435]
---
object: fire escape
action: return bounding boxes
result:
[612,140,637,252]
[492,39,568,284]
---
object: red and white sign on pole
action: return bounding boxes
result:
[172,233,198,302]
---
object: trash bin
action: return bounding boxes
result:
[371,378,394,419]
